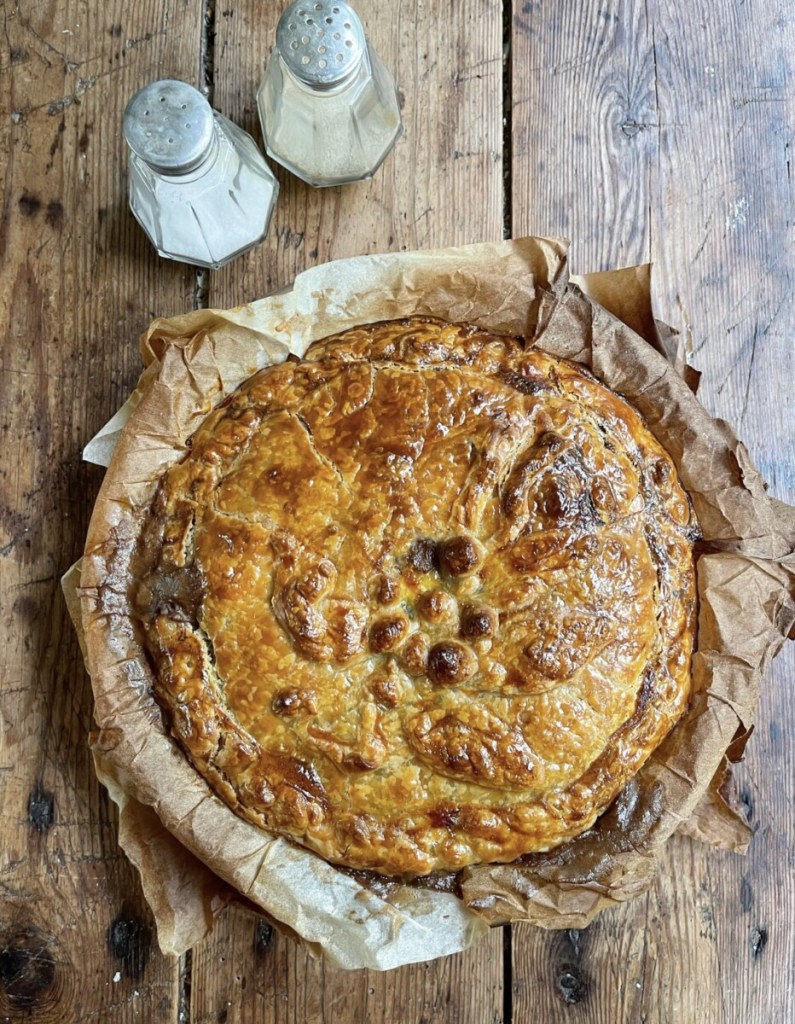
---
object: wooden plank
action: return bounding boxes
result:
[190,1,507,1019]
[0,1,203,1020]
[209,0,504,306]
[511,0,657,270]
[510,1,795,1021]
[190,905,504,1024]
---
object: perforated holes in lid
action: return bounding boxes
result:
[123,80,215,173]
[276,0,366,86]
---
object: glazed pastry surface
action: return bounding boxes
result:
[132,316,698,875]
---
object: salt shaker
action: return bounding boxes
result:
[124,80,279,269]
[257,1,402,187]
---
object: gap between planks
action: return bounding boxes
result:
[184,0,214,1004]
[193,0,217,312]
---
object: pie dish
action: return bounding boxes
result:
[129,315,699,876]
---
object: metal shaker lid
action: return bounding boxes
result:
[124,80,215,174]
[276,1,366,88]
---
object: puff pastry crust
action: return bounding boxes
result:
[131,316,698,875]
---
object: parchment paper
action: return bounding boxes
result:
[70,237,795,967]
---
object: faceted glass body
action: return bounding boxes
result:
[257,48,402,188]
[128,114,279,270]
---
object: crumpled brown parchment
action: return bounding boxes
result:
[66,237,795,968]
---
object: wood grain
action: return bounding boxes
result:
[190,905,504,1024]
[510,1,795,1021]
[209,0,504,306]
[0,1,201,1020]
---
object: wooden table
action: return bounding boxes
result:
[2,1,793,1021]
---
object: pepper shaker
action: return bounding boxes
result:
[124,80,279,269]
[257,1,402,187]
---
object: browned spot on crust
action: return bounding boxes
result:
[428,804,462,829]
[266,753,328,812]
[459,604,497,639]
[369,614,409,653]
[418,589,457,623]
[408,537,439,573]
[427,641,478,685]
[438,535,483,577]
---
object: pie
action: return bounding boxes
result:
[130,316,699,876]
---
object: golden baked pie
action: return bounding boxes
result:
[131,316,698,876]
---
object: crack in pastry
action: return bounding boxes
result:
[131,316,699,876]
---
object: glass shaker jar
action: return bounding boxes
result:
[257,1,402,187]
[124,80,279,269]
